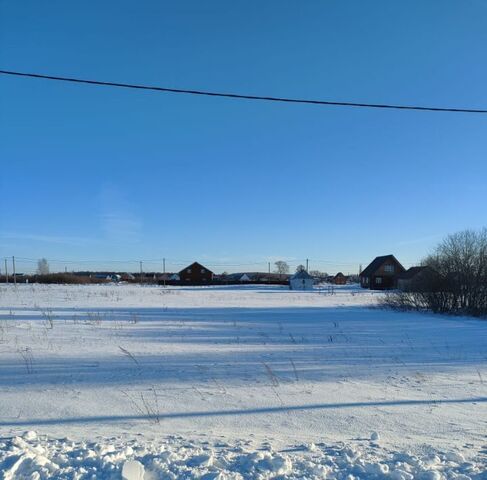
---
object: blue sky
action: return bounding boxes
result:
[1,1,487,274]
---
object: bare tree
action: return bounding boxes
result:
[309,270,327,280]
[274,261,289,276]
[37,258,50,275]
[295,264,306,273]
[384,228,487,317]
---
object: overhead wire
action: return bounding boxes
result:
[1,70,486,114]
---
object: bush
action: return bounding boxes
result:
[384,229,487,317]
[31,274,108,285]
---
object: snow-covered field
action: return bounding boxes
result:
[0,283,485,479]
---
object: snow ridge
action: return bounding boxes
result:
[0,432,485,480]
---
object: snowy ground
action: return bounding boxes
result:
[0,283,485,478]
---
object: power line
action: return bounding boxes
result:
[5,255,420,271]
[7,256,302,267]
[1,69,486,114]
[5,256,364,269]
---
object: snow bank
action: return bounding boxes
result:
[1,433,484,480]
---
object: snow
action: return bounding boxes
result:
[371,432,380,442]
[0,283,486,478]
[122,459,145,480]
[1,434,485,479]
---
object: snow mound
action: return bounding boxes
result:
[0,434,484,480]
[122,459,145,480]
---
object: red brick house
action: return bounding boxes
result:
[179,262,214,283]
[359,255,405,290]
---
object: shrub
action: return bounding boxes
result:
[32,274,108,284]
[384,229,487,317]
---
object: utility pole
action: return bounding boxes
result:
[4,258,8,284]
[306,258,309,272]
[268,262,271,274]
[12,256,16,285]
[162,258,166,288]
[139,261,143,283]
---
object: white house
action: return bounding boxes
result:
[289,270,314,290]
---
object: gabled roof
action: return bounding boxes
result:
[291,270,313,280]
[360,255,404,277]
[160,272,179,280]
[398,266,431,280]
[225,272,251,280]
[178,262,214,275]
[334,272,346,278]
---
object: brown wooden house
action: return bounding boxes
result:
[332,272,347,285]
[359,255,405,290]
[178,262,214,283]
[397,266,436,291]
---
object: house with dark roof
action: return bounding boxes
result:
[397,266,436,291]
[289,270,314,290]
[359,255,405,290]
[332,272,347,285]
[178,262,214,284]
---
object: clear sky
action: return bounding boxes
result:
[1,0,486,274]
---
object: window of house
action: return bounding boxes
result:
[187,269,192,273]
[201,269,205,273]
[384,264,394,273]
[376,277,382,284]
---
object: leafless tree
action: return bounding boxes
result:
[274,261,289,276]
[295,264,306,273]
[309,270,327,280]
[37,258,50,275]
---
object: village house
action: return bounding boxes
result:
[289,270,314,290]
[397,266,435,291]
[224,272,252,282]
[359,255,405,290]
[179,262,213,283]
[160,272,180,282]
[332,272,347,285]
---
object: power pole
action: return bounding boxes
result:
[4,258,8,284]
[306,258,309,272]
[12,256,16,285]
[162,258,166,288]
[139,261,143,283]
[268,262,271,274]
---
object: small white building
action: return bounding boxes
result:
[289,270,314,291]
